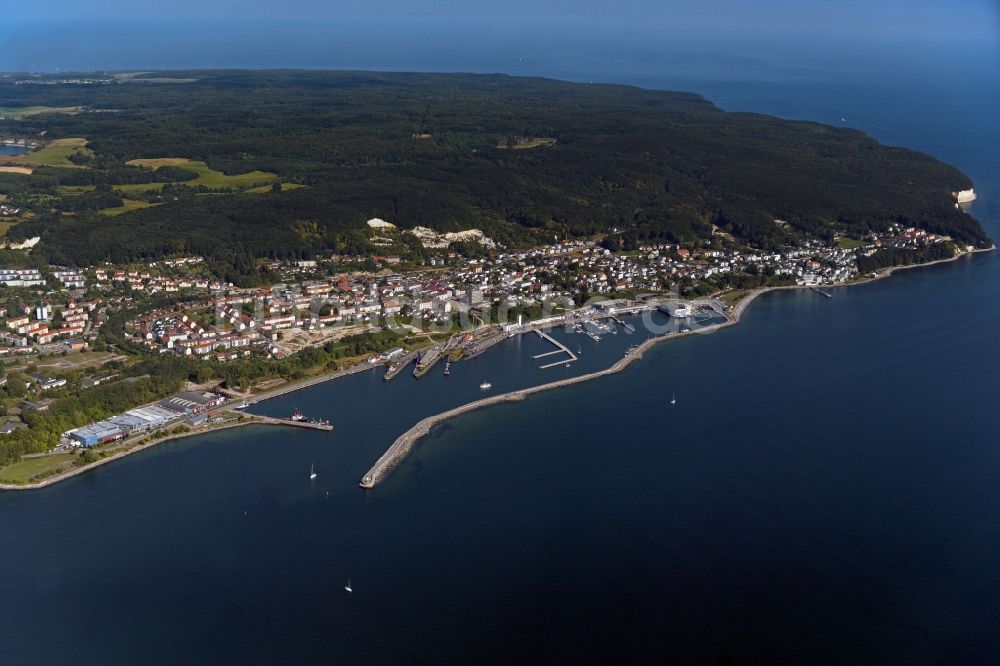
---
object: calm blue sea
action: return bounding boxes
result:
[0,35,999,665]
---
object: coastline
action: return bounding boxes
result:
[0,416,325,491]
[1,245,992,492]
[358,244,995,489]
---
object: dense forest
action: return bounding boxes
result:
[0,70,989,282]
[855,243,956,273]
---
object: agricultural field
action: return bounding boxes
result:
[125,157,191,169]
[245,182,306,193]
[11,138,93,168]
[119,158,280,194]
[99,199,159,216]
[0,105,84,119]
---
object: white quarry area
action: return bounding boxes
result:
[406,226,497,249]
[0,236,40,250]
[366,218,398,230]
[954,188,977,204]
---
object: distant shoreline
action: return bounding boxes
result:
[358,244,995,489]
[1,245,992,493]
[0,416,321,491]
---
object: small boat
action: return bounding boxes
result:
[479,381,492,390]
[289,409,306,422]
[444,361,451,376]
[310,463,317,480]
[670,393,676,405]
[345,579,352,593]
[234,400,250,410]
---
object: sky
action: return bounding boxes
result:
[1,0,998,72]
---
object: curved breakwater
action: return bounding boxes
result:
[359,317,736,488]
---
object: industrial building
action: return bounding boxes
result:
[64,392,223,447]
[125,405,178,427]
[158,391,224,414]
[657,301,692,318]
[69,423,124,447]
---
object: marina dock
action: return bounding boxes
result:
[611,315,636,333]
[256,415,334,431]
[535,329,577,369]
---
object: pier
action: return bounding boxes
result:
[810,287,833,298]
[581,320,605,341]
[611,316,636,333]
[412,346,444,378]
[384,351,418,381]
[534,329,577,369]
[463,331,508,360]
[255,415,334,431]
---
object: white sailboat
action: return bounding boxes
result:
[670,393,676,405]
[480,381,492,390]
[345,578,352,593]
[310,463,317,480]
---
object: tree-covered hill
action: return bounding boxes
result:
[0,70,988,281]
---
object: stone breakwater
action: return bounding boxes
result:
[359,321,733,489]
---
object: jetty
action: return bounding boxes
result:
[412,346,444,378]
[384,351,417,381]
[611,315,636,333]
[255,415,334,431]
[463,333,506,360]
[809,286,833,298]
[534,329,577,369]
[581,320,604,341]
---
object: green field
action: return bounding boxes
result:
[719,289,751,307]
[0,219,18,237]
[57,185,96,195]
[100,199,159,216]
[118,158,279,194]
[0,106,83,119]
[836,236,868,249]
[35,351,121,370]
[0,453,77,484]
[15,138,93,167]
[245,182,306,194]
